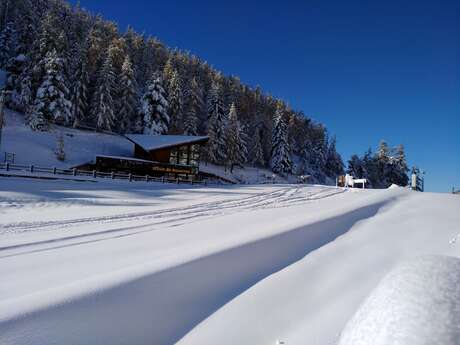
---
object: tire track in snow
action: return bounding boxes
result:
[0,186,346,256]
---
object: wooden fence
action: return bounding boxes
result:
[0,162,216,186]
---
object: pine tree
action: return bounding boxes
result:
[118,55,138,133]
[141,72,170,135]
[270,103,292,175]
[31,49,71,130]
[390,144,409,186]
[226,103,247,172]
[183,77,202,136]
[347,154,364,178]
[71,55,89,128]
[0,21,17,68]
[19,72,33,115]
[250,127,265,167]
[376,140,391,187]
[168,69,183,134]
[91,49,116,131]
[206,82,227,164]
[325,136,344,177]
[4,54,27,111]
[362,148,378,187]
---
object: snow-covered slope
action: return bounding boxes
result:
[338,255,460,345]
[1,110,132,167]
[0,178,459,345]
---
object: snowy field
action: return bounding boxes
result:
[0,177,459,345]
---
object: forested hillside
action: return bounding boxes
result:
[0,0,349,182]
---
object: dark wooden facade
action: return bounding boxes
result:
[93,156,196,176]
[75,135,208,178]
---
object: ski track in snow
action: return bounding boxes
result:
[0,186,345,253]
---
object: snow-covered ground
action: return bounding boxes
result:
[1,110,132,168]
[0,177,459,345]
[338,255,460,345]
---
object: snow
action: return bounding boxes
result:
[95,154,158,164]
[338,255,460,345]
[0,175,459,344]
[178,191,460,345]
[200,162,301,184]
[125,134,208,151]
[1,110,132,167]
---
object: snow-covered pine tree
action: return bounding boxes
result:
[91,49,116,131]
[162,57,174,84]
[30,49,71,130]
[118,55,138,133]
[390,144,409,186]
[347,154,364,178]
[325,136,344,178]
[19,72,33,115]
[0,21,17,68]
[270,103,292,175]
[141,72,170,135]
[183,77,202,136]
[4,53,27,111]
[376,140,391,187]
[362,148,378,187]
[168,69,183,134]
[226,103,247,172]
[206,81,227,164]
[71,54,89,128]
[250,127,265,167]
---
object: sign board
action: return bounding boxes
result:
[4,152,15,163]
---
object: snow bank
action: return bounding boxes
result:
[338,255,460,345]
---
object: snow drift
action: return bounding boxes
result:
[338,255,460,345]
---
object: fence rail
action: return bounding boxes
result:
[0,162,215,186]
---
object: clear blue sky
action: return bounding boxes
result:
[72,0,459,192]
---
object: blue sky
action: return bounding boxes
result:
[72,0,459,192]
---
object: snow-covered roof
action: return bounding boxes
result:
[95,155,159,164]
[124,134,209,151]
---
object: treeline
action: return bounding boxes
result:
[0,0,346,181]
[347,141,409,188]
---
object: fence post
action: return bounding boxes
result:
[145,175,148,182]
[93,170,96,178]
[129,173,132,182]
[111,172,115,179]
[30,165,34,173]
[176,178,180,184]
[162,176,165,183]
[53,167,56,174]
[5,163,9,171]
[73,168,77,176]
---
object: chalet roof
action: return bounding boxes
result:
[124,134,209,152]
[95,155,158,164]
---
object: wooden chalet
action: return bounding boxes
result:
[84,134,209,178]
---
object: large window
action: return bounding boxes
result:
[169,144,201,167]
